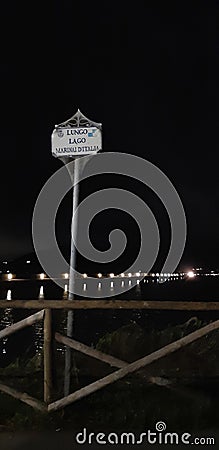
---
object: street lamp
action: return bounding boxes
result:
[51,109,102,396]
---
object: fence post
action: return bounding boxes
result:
[44,308,52,404]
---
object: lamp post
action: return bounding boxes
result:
[51,109,102,395]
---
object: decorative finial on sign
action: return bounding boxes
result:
[55,109,102,129]
[52,110,102,158]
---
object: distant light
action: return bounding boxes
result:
[187,271,195,278]
[120,273,125,277]
[64,273,69,279]
[7,273,13,280]
[151,273,155,277]
[64,284,68,292]
[109,273,114,278]
[39,286,44,298]
[6,270,10,273]
[83,273,87,278]
[97,273,102,278]
[156,273,160,277]
[40,273,45,280]
[3,261,7,264]
[136,272,141,277]
[128,273,132,277]
[26,260,31,264]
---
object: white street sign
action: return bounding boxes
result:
[52,126,102,157]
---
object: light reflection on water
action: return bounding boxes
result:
[1,307,14,355]
[0,285,69,357]
[1,278,219,360]
[33,288,68,355]
[0,282,142,357]
[33,320,43,353]
[6,289,11,300]
[39,285,44,299]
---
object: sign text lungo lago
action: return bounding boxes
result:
[52,126,102,157]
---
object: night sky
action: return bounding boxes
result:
[1,4,219,271]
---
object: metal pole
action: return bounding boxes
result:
[44,308,52,404]
[64,157,80,396]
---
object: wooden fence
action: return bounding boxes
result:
[0,299,219,413]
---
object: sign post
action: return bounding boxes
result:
[52,109,102,395]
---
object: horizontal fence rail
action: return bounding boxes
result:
[0,300,219,310]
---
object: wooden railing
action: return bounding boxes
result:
[0,299,219,413]
[1,299,219,310]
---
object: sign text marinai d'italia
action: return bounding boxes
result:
[52,126,102,157]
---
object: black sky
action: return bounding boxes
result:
[0,3,219,270]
